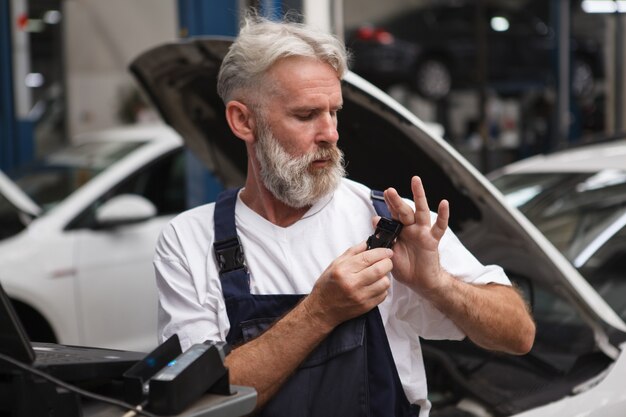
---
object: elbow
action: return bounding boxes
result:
[508,287,537,355]
[512,318,536,355]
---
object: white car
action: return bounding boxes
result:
[0,123,187,352]
[490,139,626,323]
[0,37,625,416]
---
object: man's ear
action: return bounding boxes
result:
[225,101,256,143]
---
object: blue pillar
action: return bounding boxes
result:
[0,0,17,173]
[177,0,238,208]
[0,0,34,174]
[260,0,283,20]
[178,0,238,37]
[261,0,304,20]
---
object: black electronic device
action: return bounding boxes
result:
[367,217,403,249]
[122,334,183,405]
[124,335,232,415]
[147,340,231,415]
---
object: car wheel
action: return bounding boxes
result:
[413,58,452,100]
[13,300,57,343]
[572,58,595,98]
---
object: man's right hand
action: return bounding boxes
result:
[303,241,394,331]
[226,241,393,409]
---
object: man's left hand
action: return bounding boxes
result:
[381,175,451,294]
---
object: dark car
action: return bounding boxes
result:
[347,1,603,100]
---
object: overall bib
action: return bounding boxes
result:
[213,188,420,417]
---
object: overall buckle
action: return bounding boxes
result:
[213,237,246,273]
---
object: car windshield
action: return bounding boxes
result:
[10,141,144,213]
[493,170,626,319]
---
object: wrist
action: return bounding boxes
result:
[417,269,455,303]
[299,296,336,335]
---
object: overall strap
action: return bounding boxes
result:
[213,188,250,296]
[214,188,239,242]
[370,190,391,218]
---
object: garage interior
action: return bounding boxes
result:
[1,0,624,176]
[1,1,626,416]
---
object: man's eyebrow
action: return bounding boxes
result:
[290,106,317,112]
[289,104,343,112]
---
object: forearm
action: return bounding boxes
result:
[423,273,535,355]
[224,296,334,410]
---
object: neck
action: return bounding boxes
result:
[239,161,311,227]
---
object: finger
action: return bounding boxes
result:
[411,176,432,226]
[363,274,391,301]
[357,247,393,270]
[431,199,449,241]
[342,250,392,289]
[333,244,391,285]
[359,258,393,287]
[383,187,415,225]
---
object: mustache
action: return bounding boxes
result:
[304,145,342,165]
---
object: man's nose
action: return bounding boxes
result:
[316,113,339,144]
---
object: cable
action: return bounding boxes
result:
[0,352,157,417]
[121,405,145,417]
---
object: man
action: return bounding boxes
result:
[154,15,535,417]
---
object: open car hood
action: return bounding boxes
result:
[130,37,626,355]
[0,170,41,218]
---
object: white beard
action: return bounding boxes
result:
[254,120,346,208]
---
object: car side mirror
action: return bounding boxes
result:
[95,194,157,229]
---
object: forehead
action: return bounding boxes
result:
[265,56,342,104]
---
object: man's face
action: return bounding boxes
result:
[252,57,346,208]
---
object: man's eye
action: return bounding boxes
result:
[296,113,314,121]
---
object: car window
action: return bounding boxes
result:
[579,224,626,319]
[68,149,186,230]
[494,171,626,321]
[11,141,144,212]
[495,172,626,256]
[114,149,186,214]
[492,172,573,208]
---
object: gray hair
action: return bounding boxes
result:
[217,14,349,105]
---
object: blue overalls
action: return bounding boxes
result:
[213,188,420,417]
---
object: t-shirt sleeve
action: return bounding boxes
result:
[154,219,226,352]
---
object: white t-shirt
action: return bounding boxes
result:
[154,178,510,411]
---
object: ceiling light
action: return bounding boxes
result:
[490,16,510,32]
[25,73,44,88]
[43,10,62,25]
[581,0,626,13]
